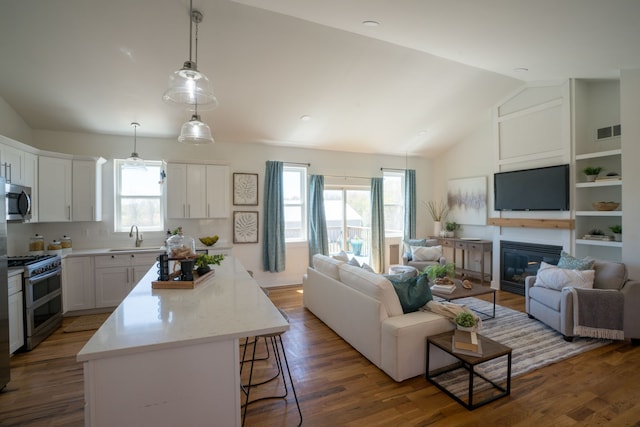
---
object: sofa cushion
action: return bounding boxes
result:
[534,262,595,290]
[312,254,344,281]
[403,238,439,259]
[557,251,594,270]
[528,285,562,311]
[388,274,433,314]
[411,245,442,262]
[587,258,628,290]
[338,263,404,317]
[332,250,349,261]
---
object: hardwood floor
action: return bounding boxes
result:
[2,286,640,426]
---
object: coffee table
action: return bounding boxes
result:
[425,331,512,410]
[430,280,496,319]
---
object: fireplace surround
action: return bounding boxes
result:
[500,241,562,295]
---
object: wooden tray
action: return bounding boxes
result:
[152,269,215,289]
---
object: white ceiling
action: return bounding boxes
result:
[1,0,639,158]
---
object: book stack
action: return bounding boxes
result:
[431,283,456,294]
[452,329,483,356]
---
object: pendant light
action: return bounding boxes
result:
[178,111,214,144]
[162,0,218,111]
[124,122,147,169]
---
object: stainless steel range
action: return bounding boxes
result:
[8,254,62,351]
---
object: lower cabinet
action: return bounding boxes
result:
[95,252,160,308]
[62,256,96,312]
[62,252,161,312]
[8,273,24,354]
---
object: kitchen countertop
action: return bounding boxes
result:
[77,255,288,362]
[62,244,232,257]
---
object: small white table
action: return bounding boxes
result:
[77,256,288,427]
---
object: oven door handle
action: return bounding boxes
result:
[29,268,62,284]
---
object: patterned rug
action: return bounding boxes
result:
[431,297,612,397]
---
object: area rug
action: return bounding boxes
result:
[431,297,612,396]
[63,313,111,333]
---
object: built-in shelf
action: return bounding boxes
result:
[575,210,622,216]
[576,180,622,188]
[575,148,622,160]
[575,239,622,248]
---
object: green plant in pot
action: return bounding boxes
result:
[454,311,477,331]
[609,225,622,242]
[195,253,225,276]
[424,263,455,285]
[582,166,602,182]
[445,221,459,237]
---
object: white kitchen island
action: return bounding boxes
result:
[77,256,288,427]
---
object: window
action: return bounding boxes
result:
[383,171,404,237]
[114,160,164,232]
[283,166,307,242]
[324,186,371,259]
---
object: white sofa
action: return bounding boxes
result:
[303,254,455,382]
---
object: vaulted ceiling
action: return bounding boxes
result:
[1,0,639,157]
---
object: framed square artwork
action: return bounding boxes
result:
[233,211,259,243]
[233,173,258,206]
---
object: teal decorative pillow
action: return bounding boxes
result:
[557,251,595,270]
[388,274,433,313]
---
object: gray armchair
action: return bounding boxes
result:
[525,258,640,343]
[401,238,446,273]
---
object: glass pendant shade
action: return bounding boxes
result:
[123,122,147,170]
[162,61,218,110]
[178,114,214,144]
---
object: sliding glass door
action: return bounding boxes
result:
[324,188,371,261]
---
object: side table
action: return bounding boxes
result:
[425,331,511,410]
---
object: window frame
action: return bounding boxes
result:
[283,166,308,243]
[383,171,405,238]
[114,159,165,233]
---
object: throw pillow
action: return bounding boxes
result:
[534,261,595,290]
[403,239,426,259]
[388,274,433,313]
[557,251,595,271]
[361,263,375,273]
[347,257,361,267]
[411,245,442,262]
[332,250,349,262]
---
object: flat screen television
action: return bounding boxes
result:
[494,164,570,211]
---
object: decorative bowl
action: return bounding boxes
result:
[592,201,619,211]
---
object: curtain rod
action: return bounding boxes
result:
[380,167,407,172]
[323,174,373,180]
[284,161,311,167]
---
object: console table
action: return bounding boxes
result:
[438,238,493,285]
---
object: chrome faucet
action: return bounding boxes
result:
[129,225,143,247]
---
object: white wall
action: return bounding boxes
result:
[621,69,640,279]
[0,113,434,286]
[0,96,32,144]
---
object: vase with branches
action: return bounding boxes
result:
[423,200,449,236]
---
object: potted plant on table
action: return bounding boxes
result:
[195,253,225,276]
[424,262,455,285]
[445,221,459,238]
[582,166,603,182]
[454,311,478,332]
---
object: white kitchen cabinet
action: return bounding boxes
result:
[95,252,160,308]
[38,155,72,222]
[62,256,96,313]
[166,163,229,219]
[72,158,105,221]
[1,144,24,185]
[8,273,24,354]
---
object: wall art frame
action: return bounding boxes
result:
[233,211,259,243]
[233,173,258,206]
[447,176,487,226]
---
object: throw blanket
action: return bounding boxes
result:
[423,300,482,330]
[568,287,624,340]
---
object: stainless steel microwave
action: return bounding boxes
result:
[6,183,32,222]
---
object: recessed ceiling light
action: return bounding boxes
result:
[362,20,380,27]
[300,115,312,122]
[514,67,529,72]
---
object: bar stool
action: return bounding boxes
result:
[241,309,302,427]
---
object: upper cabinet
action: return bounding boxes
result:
[72,158,106,221]
[166,162,229,219]
[38,155,105,222]
[572,79,622,261]
[0,144,25,184]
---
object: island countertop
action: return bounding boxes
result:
[77,256,288,362]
